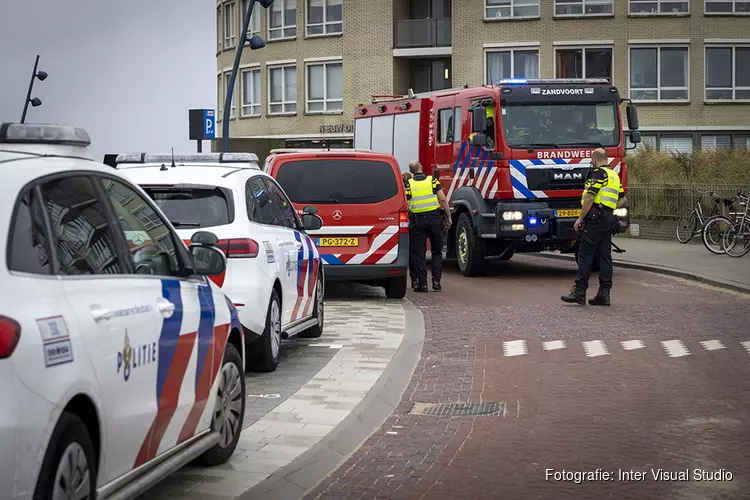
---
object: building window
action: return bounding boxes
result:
[660,135,693,153]
[556,47,612,79]
[555,0,614,16]
[736,135,750,149]
[224,73,236,119]
[242,68,261,116]
[629,46,689,101]
[306,62,343,113]
[307,0,342,36]
[269,0,296,40]
[705,0,750,14]
[485,0,540,18]
[486,49,539,84]
[217,75,223,120]
[269,65,297,114]
[629,1,689,13]
[242,0,262,37]
[701,135,732,150]
[217,6,222,52]
[705,46,750,101]
[223,1,237,49]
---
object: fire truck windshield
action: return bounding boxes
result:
[501,102,619,149]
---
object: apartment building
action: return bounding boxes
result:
[216,0,750,159]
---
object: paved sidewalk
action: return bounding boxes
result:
[543,237,750,293]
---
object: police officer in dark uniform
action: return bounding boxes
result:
[561,148,627,306]
[405,160,452,292]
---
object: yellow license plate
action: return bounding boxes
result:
[557,209,581,218]
[317,237,359,247]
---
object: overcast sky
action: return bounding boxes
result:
[0,0,216,161]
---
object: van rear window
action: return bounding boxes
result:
[142,187,233,228]
[275,159,398,204]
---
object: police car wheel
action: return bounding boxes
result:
[247,289,282,373]
[198,342,246,466]
[299,271,324,338]
[34,412,97,500]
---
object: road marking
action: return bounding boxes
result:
[621,340,645,351]
[247,393,281,399]
[700,340,725,351]
[308,343,343,349]
[582,340,609,357]
[661,340,690,358]
[543,340,566,351]
[741,341,750,354]
[503,340,527,357]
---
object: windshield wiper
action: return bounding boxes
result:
[171,222,201,227]
[515,143,561,150]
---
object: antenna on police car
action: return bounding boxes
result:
[170,147,176,168]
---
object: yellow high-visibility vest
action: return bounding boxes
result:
[581,166,621,210]
[408,176,440,214]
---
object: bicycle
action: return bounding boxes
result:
[675,188,731,244]
[701,192,743,255]
[722,193,750,258]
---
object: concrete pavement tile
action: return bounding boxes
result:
[257,443,310,458]
[300,423,337,436]
[189,479,262,496]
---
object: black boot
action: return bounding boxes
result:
[411,279,418,290]
[414,279,428,293]
[588,288,611,306]
[432,279,441,291]
[561,284,586,305]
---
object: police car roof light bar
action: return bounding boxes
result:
[0,123,91,147]
[115,152,259,165]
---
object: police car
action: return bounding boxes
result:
[114,151,325,374]
[0,123,248,499]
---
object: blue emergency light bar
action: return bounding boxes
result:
[494,78,610,85]
[0,123,91,147]
[115,152,259,165]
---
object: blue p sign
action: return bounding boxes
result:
[203,109,216,139]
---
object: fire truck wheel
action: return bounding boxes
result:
[456,212,487,277]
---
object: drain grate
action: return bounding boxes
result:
[409,402,505,417]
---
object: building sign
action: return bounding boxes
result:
[319,123,354,134]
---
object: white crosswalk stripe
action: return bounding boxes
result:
[700,340,725,351]
[582,340,609,357]
[621,340,645,351]
[503,340,527,357]
[741,341,750,354]
[661,340,691,358]
[543,340,566,351]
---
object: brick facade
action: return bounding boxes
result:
[216,0,750,157]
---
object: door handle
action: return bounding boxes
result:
[156,299,176,317]
[90,307,111,322]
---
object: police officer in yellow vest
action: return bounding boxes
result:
[405,160,452,292]
[561,148,627,306]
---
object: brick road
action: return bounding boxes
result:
[304,256,750,500]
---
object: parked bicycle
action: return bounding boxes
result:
[676,188,733,244]
[722,193,750,258]
[701,192,744,255]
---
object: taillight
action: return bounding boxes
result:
[215,238,259,258]
[399,207,409,234]
[0,315,21,359]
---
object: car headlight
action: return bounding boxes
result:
[614,208,628,217]
[502,211,523,221]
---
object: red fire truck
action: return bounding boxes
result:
[353,78,642,276]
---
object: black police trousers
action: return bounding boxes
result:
[575,210,616,291]
[410,210,444,283]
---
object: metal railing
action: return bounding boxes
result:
[394,18,452,48]
[627,184,750,219]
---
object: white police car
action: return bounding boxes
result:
[0,123,247,499]
[115,152,326,374]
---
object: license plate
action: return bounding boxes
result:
[316,237,359,247]
[557,209,581,218]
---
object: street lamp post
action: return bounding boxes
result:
[21,55,49,123]
[222,0,273,152]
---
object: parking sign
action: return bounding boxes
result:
[203,109,216,139]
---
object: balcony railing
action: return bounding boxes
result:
[394,18,451,49]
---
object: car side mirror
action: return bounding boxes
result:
[189,245,226,276]
[626,103,639,130]
[191,230,219,246]
[472,107,488,133]
[302,214,323,231]
[302,205,318,215]
[470,133,487,147]
[629,130,642,144]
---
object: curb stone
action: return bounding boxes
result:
[236,299,426,500]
